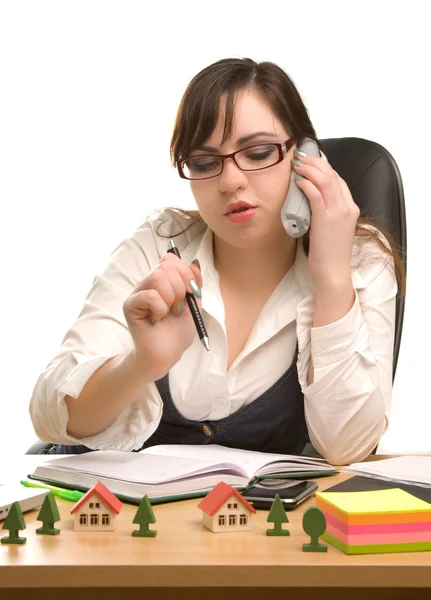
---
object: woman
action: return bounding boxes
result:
[30,57,404,464]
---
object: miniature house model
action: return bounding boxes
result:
[197,481,256,533]
[70,480,122,532]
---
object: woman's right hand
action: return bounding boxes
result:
[123,252,204,381]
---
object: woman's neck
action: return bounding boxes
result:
[213,233,297,294]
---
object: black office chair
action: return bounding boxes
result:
[26,137,406,455]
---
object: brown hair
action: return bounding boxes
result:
[166,57,406,296]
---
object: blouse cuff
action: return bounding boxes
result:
[54,354,163,451]
[310,290,364,368]
[296,290,370,391]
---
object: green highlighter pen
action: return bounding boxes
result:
[20,480,85,503]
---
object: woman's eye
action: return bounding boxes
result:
[197,162,218,171]
[189,159,219,171]
[247,151,273,161]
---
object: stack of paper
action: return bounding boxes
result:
[343,456,431,488]
[316,488,431,554]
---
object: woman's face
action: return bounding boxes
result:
[189,89,295,250]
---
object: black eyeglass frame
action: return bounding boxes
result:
[177,136,296,180]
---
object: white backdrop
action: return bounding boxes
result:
[0,0,428,456]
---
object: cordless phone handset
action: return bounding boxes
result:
[281,137,327,238]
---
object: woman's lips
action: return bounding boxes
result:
[225,207,257,223]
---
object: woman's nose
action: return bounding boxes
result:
[218,157,248,192]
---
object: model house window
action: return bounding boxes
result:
[218,515,226,526]
[240,514,247,526]
[101,514,110,526]
[227,503,232,509]
[90,514,99,525]
[95,503,100,508]
[233,503,238,509]
[79,514,87,525]
[89,503,94,508]
[229,515,237,526]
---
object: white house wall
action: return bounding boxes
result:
[73,497,117,532]
[202,496,253,533]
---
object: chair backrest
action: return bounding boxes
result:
[319,137,407,381]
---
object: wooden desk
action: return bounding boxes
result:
[1,462,431,600]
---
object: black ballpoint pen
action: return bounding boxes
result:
[167,239,210,352]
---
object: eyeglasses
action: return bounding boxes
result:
[177,136,296,180]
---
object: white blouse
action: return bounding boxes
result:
[29,208,397,464]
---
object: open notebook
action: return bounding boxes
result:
[28,444,337,504]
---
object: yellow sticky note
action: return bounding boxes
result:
[316,488,431,515]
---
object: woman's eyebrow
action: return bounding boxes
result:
[198,131,279,152]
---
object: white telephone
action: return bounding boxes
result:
[281,137,328,238]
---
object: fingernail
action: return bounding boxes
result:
[295,149,307,158]
[292,158,304,167]
[177,300,184,316]
[192,258,201,270]
[190,279,202,299]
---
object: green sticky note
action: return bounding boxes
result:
[321,531,431,555]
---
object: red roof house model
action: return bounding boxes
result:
[197,481,256,516]
[70,480,123,515]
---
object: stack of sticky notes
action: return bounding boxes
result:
[316,488,431,554]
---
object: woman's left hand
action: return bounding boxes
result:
[293,152,360,285]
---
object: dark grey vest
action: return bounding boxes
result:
[142,355,308,454]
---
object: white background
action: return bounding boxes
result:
[0,1,428,456]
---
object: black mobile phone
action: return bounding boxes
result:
[242,479,318,510]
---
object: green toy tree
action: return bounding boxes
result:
[302,506,327,552]
[132,495,157,537]
[36,493,61,535]
[1,502,27,544]
[266,495,290,536]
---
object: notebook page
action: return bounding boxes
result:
[142,444,331,479]
[343,456,431,487]
[34,450,249,485]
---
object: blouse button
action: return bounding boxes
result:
[202,425,212,437]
